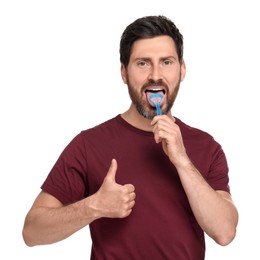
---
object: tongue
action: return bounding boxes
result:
[146,91,164,107]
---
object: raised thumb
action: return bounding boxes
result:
[105,158,118,182]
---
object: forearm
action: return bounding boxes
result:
[23,170,136,247]
[23,196,97,247]
[176,160,238,246]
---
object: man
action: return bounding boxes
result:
[22,15,238,259]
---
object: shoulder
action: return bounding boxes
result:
[175,117,214,141]
[80,115,122,138]
[175,117,224,155]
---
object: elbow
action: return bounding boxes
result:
[213,207,239,246]
[22,218,40,247]
[213,227,237,246]
[22,233,33,247]
[22,227,36,247]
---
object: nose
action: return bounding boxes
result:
[148,64,163,81]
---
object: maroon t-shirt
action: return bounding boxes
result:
[42,115,230,260]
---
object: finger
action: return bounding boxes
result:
[129,192,136,201]
[151,115,176,128]
[128,200,136,210]
[151,115,161,126]
[124,184,135,193]
[152,128,163,143]
[105,158,118,182]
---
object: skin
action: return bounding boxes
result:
[22,35,238,247]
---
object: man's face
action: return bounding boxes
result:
[121,35,186,119]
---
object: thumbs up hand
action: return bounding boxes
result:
[92,159,136,219]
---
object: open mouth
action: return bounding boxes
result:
[144,88,166,95]
[145,88,166,107]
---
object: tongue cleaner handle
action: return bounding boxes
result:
[154,101,162,115]
[149,93,163,116]
[156,103,162,116]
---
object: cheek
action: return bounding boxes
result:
[129,67,149,82]
[127,74,144,89]
[168,71,181,84]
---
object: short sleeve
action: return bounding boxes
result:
[41,133,88,205]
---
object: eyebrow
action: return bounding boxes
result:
[135,56,177,62]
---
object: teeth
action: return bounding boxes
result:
[145,88,163,93]
[145,88,165,94]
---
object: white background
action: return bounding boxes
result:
[1,0,259,259]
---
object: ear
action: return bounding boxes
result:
[180,59,186,82]
[121,64,127,84]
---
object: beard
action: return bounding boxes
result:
[125,74,181,120]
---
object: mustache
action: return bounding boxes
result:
[142,79,169,92]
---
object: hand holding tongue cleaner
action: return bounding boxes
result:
[149,93,163,115]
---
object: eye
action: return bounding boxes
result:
[136,59,150,68]
[137,61,146,66]
[163,59,173,66]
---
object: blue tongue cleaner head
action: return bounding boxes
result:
[149,93,163,115]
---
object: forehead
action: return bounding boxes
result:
[130,35,178,59]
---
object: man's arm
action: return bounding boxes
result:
[22,159,136,246]
[151,115,238,246]
[175,161,238,246]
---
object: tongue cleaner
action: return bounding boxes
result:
[149,93,163,115]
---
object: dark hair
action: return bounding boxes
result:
[119,15,184,67]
